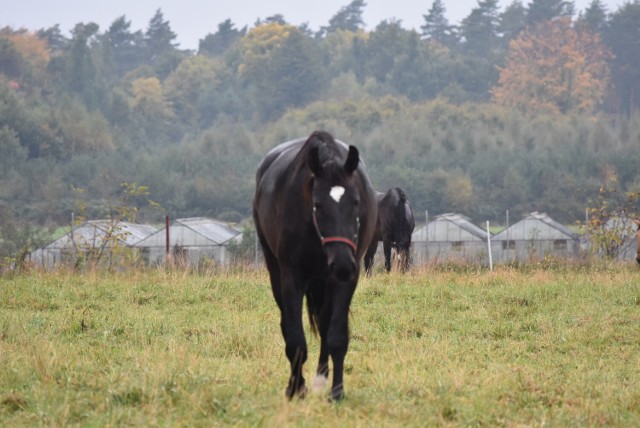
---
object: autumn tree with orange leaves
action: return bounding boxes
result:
[0,28,50,85]
[492,17,611,115]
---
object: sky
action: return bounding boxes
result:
[1,0,625,51]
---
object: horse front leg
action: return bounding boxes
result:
[281,272,308,399]
[326,281,356,401]
[327,310,349,401]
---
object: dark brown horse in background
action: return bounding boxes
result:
[253,131,378,401]
[364,187,415,274]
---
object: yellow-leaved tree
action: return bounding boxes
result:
[238,22,327,120]
[492,17,611,115]
[128,77,174,122]
[237,22,294,79]
[164,55,223,124]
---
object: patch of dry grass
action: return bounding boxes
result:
[1,264,639,426]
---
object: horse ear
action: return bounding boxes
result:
[308,146,322,176]
[345,146,359,174]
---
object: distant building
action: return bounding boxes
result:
[134,217,242,266]
[492,212,580,262]
[617,236,639,262]
[30,220,157,269]
[601,217,639,262]
[411,213,490,264]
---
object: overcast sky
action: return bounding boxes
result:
[1,0,624,50]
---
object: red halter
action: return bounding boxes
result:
[312,207,359,253]
[320,236,357,253]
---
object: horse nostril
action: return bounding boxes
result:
[329,259,356,282]
[335,267,353,281]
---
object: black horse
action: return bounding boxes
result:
[364,187,415,274]
[253,131,378,401]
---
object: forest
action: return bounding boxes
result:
[1,0,640,264]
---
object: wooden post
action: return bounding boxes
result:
[165,215,170,258]
[486,220,493,271]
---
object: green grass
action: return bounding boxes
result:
[1,265,639,426]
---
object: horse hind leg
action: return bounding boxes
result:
[257,229,285,313]
[281,274,308,399]
[364,242,377,276]
[383,240,392,272]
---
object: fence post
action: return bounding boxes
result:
[164,215,171,267]
[486,220,493,271]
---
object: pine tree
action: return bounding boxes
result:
[67,22,100,104]
[199,19,246,57]
[421,0,457,47]
[526,0,574,26]
[105,16,145,76]
[145,9,178,61]
[320,0,367,36]
[460,0,501,58]
[499,0,527,44]
[577,0,608,34]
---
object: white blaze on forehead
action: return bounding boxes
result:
[330,186,345,203]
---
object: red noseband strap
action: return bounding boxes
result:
[321,236,358,253]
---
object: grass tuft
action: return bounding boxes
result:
[1,393,28,413]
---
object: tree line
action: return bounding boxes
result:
[1,0,640,265]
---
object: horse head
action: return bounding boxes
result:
[307,133,361,282]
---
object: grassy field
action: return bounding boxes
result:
[1,264,639,426]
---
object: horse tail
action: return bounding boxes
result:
[306,291,354,338]
[306,298,319,336]
[305,283,322,337]
[393,189,409,226]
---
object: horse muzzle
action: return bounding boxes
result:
[326,247,357,282]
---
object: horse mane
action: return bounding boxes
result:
[299,131,352,186]
[393,187,407,204]
[295,131,340,170]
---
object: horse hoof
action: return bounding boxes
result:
[312,374,328,393]
[286,384,307,400]
[330,385,345,402]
